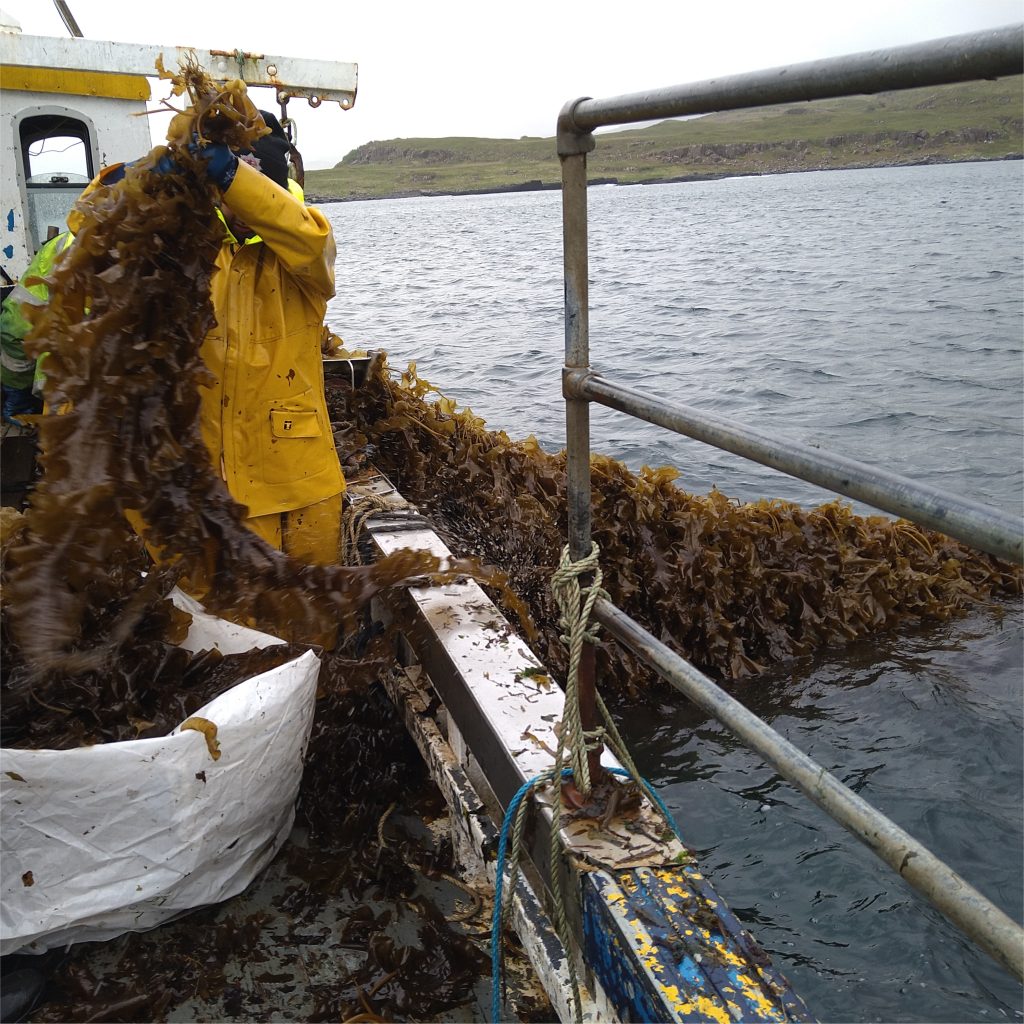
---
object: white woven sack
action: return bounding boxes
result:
[0,589,320,955]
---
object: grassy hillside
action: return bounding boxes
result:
[306,77,1023,202]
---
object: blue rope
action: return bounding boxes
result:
[491,770,556,1022]
[626,769,684,843]
[489,766,683,1022]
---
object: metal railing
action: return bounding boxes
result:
[557,24,1024,983]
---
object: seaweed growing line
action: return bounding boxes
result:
[4,60,487,679]
[328,357,1022,693]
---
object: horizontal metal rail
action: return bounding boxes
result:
[561,24,1023,137]
[559,22,1024,994]
[593,597,1024,983]
[566,368,1023,564]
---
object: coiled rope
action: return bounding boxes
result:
[491,767,684,1023]
[339,493,393,565]
[549,542,607,796]
[549,542,647,791]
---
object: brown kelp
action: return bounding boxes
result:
[5,60,481,677]
[329,357,1021,693]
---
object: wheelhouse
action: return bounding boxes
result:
[0,20,151,285]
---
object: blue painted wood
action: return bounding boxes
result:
[581,865,815,1023]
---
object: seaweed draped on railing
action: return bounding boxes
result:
[328,358,1021,691]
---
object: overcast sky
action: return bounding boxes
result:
[10,0,1024,169]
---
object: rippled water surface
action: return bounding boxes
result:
[324,161,1024,1022]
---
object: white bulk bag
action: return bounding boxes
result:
[0,589,320,955]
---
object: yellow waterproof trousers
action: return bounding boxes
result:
[127,493,343,647]
[245,492,343,565]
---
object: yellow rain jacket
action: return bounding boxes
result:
[202,161,344,517]
[69,160,344,561]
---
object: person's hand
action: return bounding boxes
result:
[189,137,238,191]
[152,152,181,175]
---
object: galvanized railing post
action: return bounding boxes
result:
[558,100,603,788]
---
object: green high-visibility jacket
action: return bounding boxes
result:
[0,232,74,391]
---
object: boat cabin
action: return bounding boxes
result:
[0,14,148,286]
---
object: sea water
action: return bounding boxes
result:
[323,159,1023,1022]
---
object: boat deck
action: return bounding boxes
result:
[16,759,550,1022]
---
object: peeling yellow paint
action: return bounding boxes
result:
[694,995,732,1023]
[658,983,687,1014]
[627,917,657,961]
[710,941,746,968]
[643,953,666,976]
[736,972,777,1016]
[658,987,735,1024]
[603,868,795,1021]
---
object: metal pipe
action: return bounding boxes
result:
[562,152,592,561]
[53,0,83,38]
[561,149,605,786]
[567,25,1023,133]
[569,370,1023,564]
[562,147,602,788]
[592,597,1024,983]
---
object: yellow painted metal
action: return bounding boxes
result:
[0,66,150,100]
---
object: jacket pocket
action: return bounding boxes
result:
[262,390,326,484]
[270,408,321,438]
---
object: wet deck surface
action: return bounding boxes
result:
[20,816,556,1023]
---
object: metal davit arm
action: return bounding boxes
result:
[0,34,358,108]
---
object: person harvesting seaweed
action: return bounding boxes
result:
[3,104,344,565]
[75,108,346,569]
[6,63,501,672]
[184,107,346,567]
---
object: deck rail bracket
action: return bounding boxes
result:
[561,366,594,400]
[556,97,596,157]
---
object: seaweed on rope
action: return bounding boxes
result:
[330,356,1021,693]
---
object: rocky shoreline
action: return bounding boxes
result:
[306,153,1021,205]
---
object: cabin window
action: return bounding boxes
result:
[20,114,94,254]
